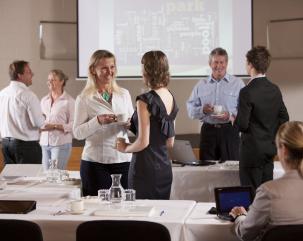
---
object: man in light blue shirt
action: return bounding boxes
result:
[187,47,244,162]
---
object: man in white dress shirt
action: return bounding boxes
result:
[0,60,45,164]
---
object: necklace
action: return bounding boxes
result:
[101,91,111,102]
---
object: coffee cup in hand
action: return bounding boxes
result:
[116,113,128,122]
[115,137,126,150]
[213,105,223,114]
[116,137,126,144]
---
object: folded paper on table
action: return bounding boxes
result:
[93,206,155,217]
[0,164,43,177]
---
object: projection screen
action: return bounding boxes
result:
[78,0,252,78]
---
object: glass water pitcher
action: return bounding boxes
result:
[109,174,124,203]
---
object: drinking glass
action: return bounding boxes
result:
[98,189,109,203]
[123,189,136,202]
[46,159,60,183]
[69,188,81,200]
[60,170,69,181]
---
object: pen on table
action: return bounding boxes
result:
[160,210,165,216]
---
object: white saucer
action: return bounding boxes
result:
[211,113,225,117]
[69,209,85,215]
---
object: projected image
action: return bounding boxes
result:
[78,0,252,78]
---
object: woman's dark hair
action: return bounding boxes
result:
[141,50,170,89]
[246,46,271,74]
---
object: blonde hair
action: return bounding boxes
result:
[276,121,303,177]
[81,50,121,96]
[49,69,68,88]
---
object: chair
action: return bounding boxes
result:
[0,219,43,241]
[261,225,303,241]
[76,220,171,241]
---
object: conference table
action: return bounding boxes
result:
[0,176,196,241]
[0,163,286,241]
[0,176,240,241]
[170,161,284,202]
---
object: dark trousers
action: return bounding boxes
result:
[240,161,274,191]
[2,138,42,164]
[200,123,240,161]
[80,160,130,196]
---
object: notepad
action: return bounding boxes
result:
[93,206,155,217]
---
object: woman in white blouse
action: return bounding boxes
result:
[230,121,303,241]
[40,69,75,170]
[73,50,134,196]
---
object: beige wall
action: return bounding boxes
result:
[0,0,302,135]
[253,0,303,122]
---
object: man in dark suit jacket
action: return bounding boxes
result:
[235,46,289,190]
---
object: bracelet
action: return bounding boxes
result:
[54,125,57,130]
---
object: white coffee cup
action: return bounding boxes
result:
[213,105,223,114]
[70,200,84,212]
[116,113,128,122]
[69,188,81,200]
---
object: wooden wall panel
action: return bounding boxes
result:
[267,18,303,59]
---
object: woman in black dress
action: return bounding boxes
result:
[116,50,178,199]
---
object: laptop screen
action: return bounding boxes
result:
[215,186,253,214]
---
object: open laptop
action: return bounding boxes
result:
[214,186,254,221]
[171,140,216,166]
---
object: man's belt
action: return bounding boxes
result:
[3,137,38,142]
[204,122,232,128]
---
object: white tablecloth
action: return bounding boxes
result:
[184,202,238,241]
[0,176,195,241]
[171,161,284,202]
[0,178,80,206]
[0,200,195,241]
[0,162,286,241]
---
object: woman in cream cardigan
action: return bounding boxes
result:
[230,121,303,241]
[73,50,133,196]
